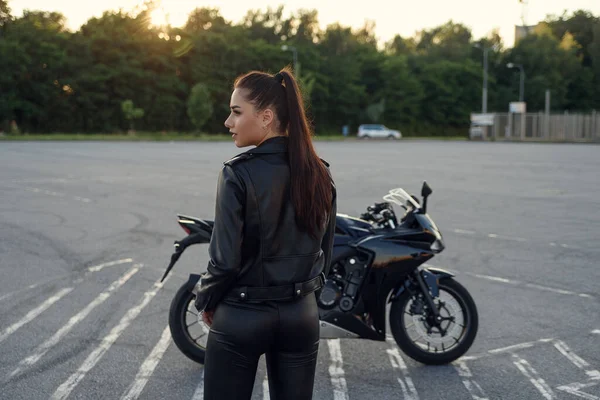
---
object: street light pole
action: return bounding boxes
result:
[474,43,494,114]
[482,47,489,113]
[507,62,526,140]
[507,62,525,102]
[519,66,525,102]
[281,45,299,76]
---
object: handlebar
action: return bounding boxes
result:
[360,201,400,229]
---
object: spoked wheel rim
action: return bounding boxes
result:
[401,285,470,354]
[182,295,210,351]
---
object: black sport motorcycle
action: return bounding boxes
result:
[162,182,478,365]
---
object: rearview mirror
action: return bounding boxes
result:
[421,181,432,198]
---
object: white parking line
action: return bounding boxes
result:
[0,259,133,304]
[50,276,169,400]
[454,360,488,400]
[472,274,519,284]
[0,287,73,344]
[24,187,91,203]
[450,228,591,250]
[558,381,600,400]
[0,292,13,302]
[513,355,556,399]
[523,283,593,300]
[25,187,66,197]
[554,340,594,372]
[427,263,595,301]
[453,229,476,235]
[0,274,70,303]
[328,339,350,400]
[487,233,527,242]
[121,325,172,400]
[488,342,536,354]
[191,369,205,400]
[592,330,600,335]
[554,340,600,399]
[8,266,141,379]
[525,284,577,296]
[461,338,554,361]
[387,346,419,400]
[87,258,134,272]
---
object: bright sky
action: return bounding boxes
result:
[9,0,600,47]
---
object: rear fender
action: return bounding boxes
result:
[178,231,211,249]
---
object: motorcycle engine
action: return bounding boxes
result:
[317,280,342,309]
[318,256,368,311]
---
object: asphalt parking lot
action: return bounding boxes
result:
[1,139,598,399]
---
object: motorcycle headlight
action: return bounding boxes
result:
[430,238,445,253]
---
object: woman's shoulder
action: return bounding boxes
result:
[223,152,254,167]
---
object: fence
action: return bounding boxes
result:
[475,111,600,142]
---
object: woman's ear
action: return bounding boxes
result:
[262,108,275,127]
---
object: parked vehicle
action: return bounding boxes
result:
[358,124,402,139]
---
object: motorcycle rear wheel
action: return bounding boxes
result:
[169,284,208,364]
[389,278,478,365]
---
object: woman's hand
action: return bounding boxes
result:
[202,310,214,327]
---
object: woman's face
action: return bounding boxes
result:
[224,88,274,148]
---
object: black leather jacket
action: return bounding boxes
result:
[194,136,337,312]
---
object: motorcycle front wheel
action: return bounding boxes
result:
[389,278,478,365]
[169,284,208,364]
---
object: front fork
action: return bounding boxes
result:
[390,267,455,330]
[414,270,442,323]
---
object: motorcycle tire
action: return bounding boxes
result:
[169,283,207,364]
[389,277,478,365]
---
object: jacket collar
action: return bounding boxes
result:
[246,136,288,155]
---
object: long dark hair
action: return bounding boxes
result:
[234,67,333,238]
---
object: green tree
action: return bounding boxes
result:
[415,21,473,61]
[381,55,424,133]
[0,0,11,28]
[417,59,481,129]
[121,100,144,132]
[546,10,599,67]
[589,22,600,109]
[498,24,583,111]
[292,9,321,45]
[2,11,73,132]
[187,83,213,131]
[184,7,229,34]
[2,4,599,135]
[385,35,417,56]
[366,98,385,123]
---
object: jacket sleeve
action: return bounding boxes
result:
[194,165,245,312]
[320,175,337,278]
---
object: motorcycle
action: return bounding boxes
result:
[162,182,478,365]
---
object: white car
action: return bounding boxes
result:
[357,124,402,139]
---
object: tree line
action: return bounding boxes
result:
[1,1,599,136]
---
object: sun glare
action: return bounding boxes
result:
[149,7,169,27]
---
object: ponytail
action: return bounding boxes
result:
[278,68,333,238]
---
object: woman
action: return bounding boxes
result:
[194,67,337,400]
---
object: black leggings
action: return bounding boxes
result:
[203,294,320,400]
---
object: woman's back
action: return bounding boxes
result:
[222,136,331,288]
